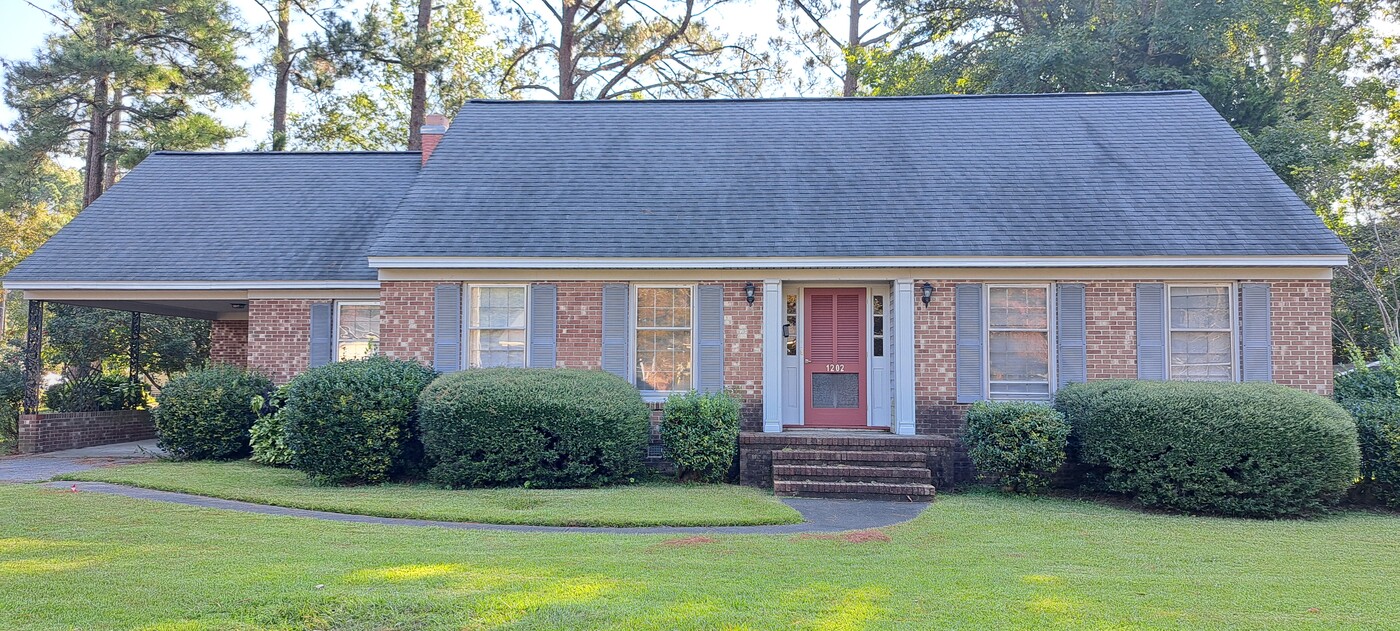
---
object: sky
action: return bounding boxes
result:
[0,0,794,151]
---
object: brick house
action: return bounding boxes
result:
[5,91,1348,497]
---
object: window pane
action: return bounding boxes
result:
[990,381,1052,400]
[785,294,797,356]
[338,305,380,340]
[636,329,691,391]
[989,287,1048,329]
[638,287,691,328]
[1170,331,1232,380]
[337,341,375,361]
[988,331,1049,382]
[471,287,526,328]
[811,373,860,408]
[1170,286,1230,330]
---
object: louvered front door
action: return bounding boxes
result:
[804,288,867,427]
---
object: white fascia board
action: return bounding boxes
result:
[368,255,1349,270]
[1,280,381,291]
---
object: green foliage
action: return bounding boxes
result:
[0,361,22,452]
[418,368,649,489]
[42,303,211,390]
[1349,400,1400,508]
[282,356,436,484]
[155,365,272,461]
[249,386,293,467]
[42,373,143,412]
[964,401,1069,494]
[660,391,741,483]
[1056,380,1359,518]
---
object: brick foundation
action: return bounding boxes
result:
[17,410,156,454]
[210,320,249,367]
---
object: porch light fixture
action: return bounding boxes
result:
[231,302,247,310]
[921,282,934,307]
[744,282,756,305]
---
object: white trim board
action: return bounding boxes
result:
[5,280,380,291]
[369,255,1348,270]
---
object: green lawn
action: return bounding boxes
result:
[63,460,802,527]
[2,484,1399,629]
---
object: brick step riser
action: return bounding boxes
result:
[775,474,931,485]
[774,481,935,497]
[772,451,927,467]
[776,489,936,502]
[772,466,932,484]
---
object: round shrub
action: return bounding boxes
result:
[964,401,1069,494]
[1350,399,1400,508]
[283,356,436,484]
[1056,380,1359,518]
[155,365,272,460]
[418,368,650,488]
[661,390,741,483]
[249,386,293,466]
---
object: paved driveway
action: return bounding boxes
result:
[0,441,164,482]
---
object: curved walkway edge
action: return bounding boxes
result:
[43,481,930,535]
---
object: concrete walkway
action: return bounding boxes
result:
[43,481,930,535]
[0,440,164,482]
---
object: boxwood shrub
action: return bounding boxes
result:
[1349,399,1400,508]
[1056,380,1359,518]
[418,368,650,488]
[155,365,272,460]
[249,386,292,467]
[661,390,741,483]
[964,401,1069,494]
[282,356,436,484]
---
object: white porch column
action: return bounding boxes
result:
[893,278,917,435]
[761,278,784,433]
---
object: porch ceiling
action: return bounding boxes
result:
[19,291,248,320]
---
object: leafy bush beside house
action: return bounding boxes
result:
[1056,380,1359,518]
[661,390,741,483]
[1350,400,1400,508]
[282,356,436,485]
[43,373,143,412]
[419,368,650,489]
[0,363,22,452]
[248,385,292,467]
[154,365,271,460]
[964,401,1069,494]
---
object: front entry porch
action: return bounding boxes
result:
[739,430,955,501]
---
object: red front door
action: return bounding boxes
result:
[804,288,867,427]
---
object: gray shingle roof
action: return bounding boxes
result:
[372,90,1348,259]
[6,151,420,282]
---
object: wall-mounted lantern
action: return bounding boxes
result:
[745,282,756,306]
[921,282,934,307]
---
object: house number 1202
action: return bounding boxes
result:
[825,364,846,372]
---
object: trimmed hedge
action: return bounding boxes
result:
[964,401,1069,494]
[1349,399,1400,508]
[155,365,272,460]
[1056,380,1359,518]
[283,356,436,484]
[0,363,22,451]
[418,368,650,488]
[44,373,142,412]
[661,390,741,483]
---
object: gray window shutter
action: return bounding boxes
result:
[1136,283,1166,380]
[955,283,985,404]
[309,303,333,368]
[601,283,629,379]
[1056,283,1087,387]
[696,284,725,392]
[433,283,462,372]
[1240,283,1272,382]
[528,284,558,368]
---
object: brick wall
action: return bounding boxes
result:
[380,281,435,366]
[719,281,765,431]
[1260,279,1333,395]
[1084,281,1138,380]
[209,320,249,367]
[17,410,156,454]
[247,299,316,383]
[553,281,604,370]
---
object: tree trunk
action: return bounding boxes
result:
[103,86,123,189]
[843,0,861,97]
[272,0,291,151]
[407,0,432,150]
[558,0,578,100]
[84,21,112,207]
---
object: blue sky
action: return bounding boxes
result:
[0,0,793,150]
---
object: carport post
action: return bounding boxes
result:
[129,311,141,386]
[22,300,43,414]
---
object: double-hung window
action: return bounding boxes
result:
[468,285,527,368]
[335,301,380,361]
[635,286,693,392]
[987,285,1051,400]
[1168,285,1234,381]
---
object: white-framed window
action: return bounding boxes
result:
[1167,284,1235,381]
[335,301,380,361]
[986,284,1052,401]
[468,285,528,368]
[633,285,694,393]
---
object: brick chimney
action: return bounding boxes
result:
[420,113,448,165]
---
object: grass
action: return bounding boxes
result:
[2,484,1399,629]
[63,460,802,527]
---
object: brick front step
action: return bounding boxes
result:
[772,449,926,468]
[774,480,936,502]
[773,464,932,484]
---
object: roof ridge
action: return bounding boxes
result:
[466,90,1200,106]
[150,150,421,156]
